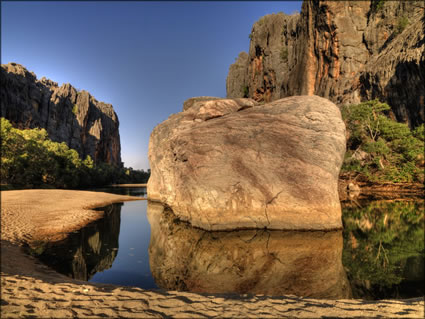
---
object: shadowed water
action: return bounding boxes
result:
[31,203,122,281]
[30,187,424,300]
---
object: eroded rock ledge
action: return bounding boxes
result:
[148,95,346,231]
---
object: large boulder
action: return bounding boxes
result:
[147,95,346,231]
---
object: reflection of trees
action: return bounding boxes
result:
[31,203,122,280]
[342,200,424,299]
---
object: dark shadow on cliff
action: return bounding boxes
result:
[384,60,425,127]
[360,59,425,127]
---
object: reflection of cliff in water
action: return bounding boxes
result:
[147,202,352,299]
[31,203,122,281]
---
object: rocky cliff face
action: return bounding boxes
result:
[226,0,424,127]
[0,63,122,165]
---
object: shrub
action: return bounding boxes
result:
[413,124,424,141]
[72,104,78,115]
[395,16,409,34]
[0,118,150,188]
[242,86,249,98]
[280,46,288,62]
[371,0,386,12]
[341,100,424,183]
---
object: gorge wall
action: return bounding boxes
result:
[226,0,425,127]
[1,63,122,166]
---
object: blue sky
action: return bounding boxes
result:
[2,1,302,170]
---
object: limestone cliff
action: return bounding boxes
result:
[0,63,122,165]
[226,0,424,127]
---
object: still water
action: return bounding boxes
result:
[31,187,424,300]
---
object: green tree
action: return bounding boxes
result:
[1,117,150,189]
[395,16,409,34]
[280,46,288,62]
[341,100,424,183]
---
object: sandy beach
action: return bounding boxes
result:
[1,189,424,318]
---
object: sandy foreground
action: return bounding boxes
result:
[1,189,424,318]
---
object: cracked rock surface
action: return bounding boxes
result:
[147,95,346,231]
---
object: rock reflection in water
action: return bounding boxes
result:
[31,204,121,280]
[147,202,351,298]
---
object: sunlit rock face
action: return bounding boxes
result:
[227,1,425,127]
[148,202,351,298]
[148,95,346,230]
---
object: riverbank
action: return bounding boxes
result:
[0,190,143,245]
[1,189,424,318]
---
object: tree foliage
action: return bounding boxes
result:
[371,0,386,13]
[1,118,150,188]
[341,100,424,183]
[395,16,409,34]
[280,46,288,62]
